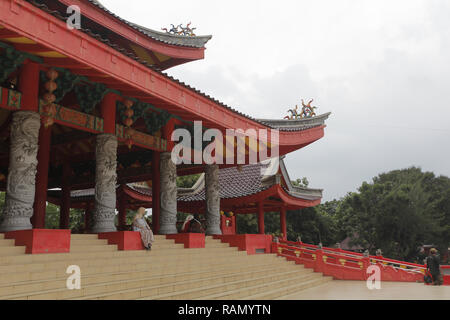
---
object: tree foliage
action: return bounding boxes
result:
[335,167,450,261]
[236,167,449,263]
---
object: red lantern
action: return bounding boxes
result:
[124,108,134,118]
[45,81,57,93]
[123,118,133,127]
[46,69,59,81]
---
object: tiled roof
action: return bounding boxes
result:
[87,0,212,48]
[61,159,322,203]
[257,112,331,132]
[177,162,271,202]
[25,0,329,133]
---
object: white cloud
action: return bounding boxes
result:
[101,0,450,200]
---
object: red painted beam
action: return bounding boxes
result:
[0,1,313,145]
[0,1,327,157]
[58,0,206,61]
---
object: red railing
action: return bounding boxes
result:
[272,240,449,284]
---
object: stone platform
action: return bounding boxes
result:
[280,280,450,300]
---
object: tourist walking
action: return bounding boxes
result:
[132,207,154,251]
[426,248,442,286]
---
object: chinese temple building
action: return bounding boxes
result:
[0,0,336,301]
[0,0,329,240]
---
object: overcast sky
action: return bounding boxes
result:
[101,0,450,201]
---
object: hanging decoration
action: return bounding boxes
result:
[39,68,86,103]
[41,68,59,128]
[123,99,135,149]
[117,100,172,135]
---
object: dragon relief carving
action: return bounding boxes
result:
[205,165,222,235]
[91,134,118,233]
[159,152,178,234]
[0,112,40,232]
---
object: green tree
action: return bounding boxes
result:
[335,167,450,262]
[177,174,201,188]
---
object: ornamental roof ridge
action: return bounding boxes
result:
[256,112,331,132]
[87,0,212,48]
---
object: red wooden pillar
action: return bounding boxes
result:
[118,194,127,230]
[101,92,118,134]
[162,118,175,152]
[32,126,52,229]
[257,202,265,235]
[22,60,42,228]
[152,151,161,234]
[59,163,71,229]
[280,207,287,240]
[18,61,40,112]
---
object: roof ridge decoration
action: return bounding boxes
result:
[284,99,317,120]
[86,0,212,48]
[257,112,331,132]
[161,23,197,37]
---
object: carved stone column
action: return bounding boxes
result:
[0,111,40,232]
[205,164,222,235]
[91,134,118,233]
[159,152,178,234]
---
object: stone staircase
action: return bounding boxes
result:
[0,233,332,300]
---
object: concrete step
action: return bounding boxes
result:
[1,256,285,300]
[150,243,185,249]
[0,239,15,247]
[70,239,109,246]
[204,243,230,248]
[69,245,118,253]
[0,245,248,266]
[0,231,332,301]
[70,234,98,240]
[0,246,26,256]
[0,260,299,298]
[0,249,278,275]
[71,266,307,301]
[0,256,296,287]
[0,252,286,284]
[195,271,321,300]
[138,269,313,301]
[269,277,334,300]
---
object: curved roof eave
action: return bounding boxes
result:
[86,0,212,49]
[257,112,331,132]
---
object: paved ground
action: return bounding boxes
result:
[281,280,450,300]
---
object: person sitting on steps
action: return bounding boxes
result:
[132,207,154,251]
[188,214,205,233]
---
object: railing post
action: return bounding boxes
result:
[361,257,371,280]
[315,249,324,273]
[271,241,279,255]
